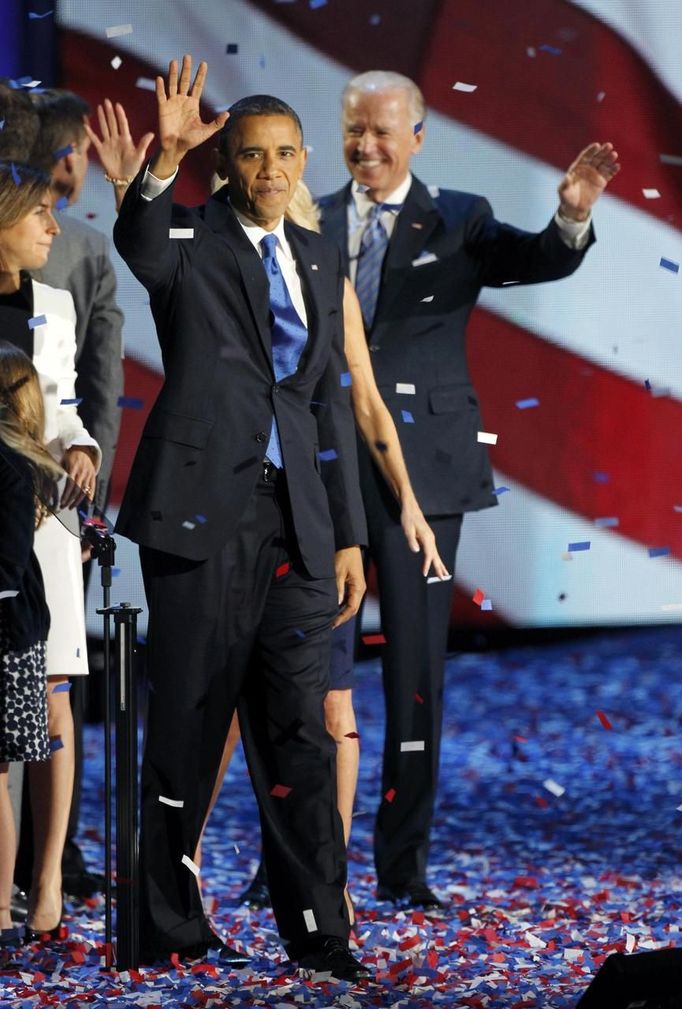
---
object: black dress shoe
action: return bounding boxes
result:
[62,869,106,899]
[296,936,372,982]
[376,880,445,911]
[238,860,270,910]
[140,934,249,968]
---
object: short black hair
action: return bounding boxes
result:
[0,82,41,162]
[28,89,90,171]
[217,95,303,155]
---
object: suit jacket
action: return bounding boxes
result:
[33,215,124,513]
[319,176,595,516]
[113,172,366,577]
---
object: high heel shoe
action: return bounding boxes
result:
[24,903,65,943]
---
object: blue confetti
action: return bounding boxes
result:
[0,120,4,130]
[644,379,652,391]
[516,397,540,409]
[10,162,20,185]
[49,735,64,752]
[481,599,493,611]
[593,471,610,484]
[28,314,47,329]
[317,448,338,462]
[493,486,510,496]
[309,0,327,6]
[111,567,121,576]
[225,43,239,54]
[52,682,71,693]
[117,395,144,409]
[340,371,352,387]
[648,546,671,558]
[60,397,82,405]
[52,143,73,160]
[413,120,423,133]
[594,516,619,528]
[568,541,591,552]
[195,514,208,524]
[401,409,415,423]
[28,9,54,18]
[54,195,69,210]
[660,257,679,273]
[539,43,562,55]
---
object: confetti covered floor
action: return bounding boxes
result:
[3,625,682,1007]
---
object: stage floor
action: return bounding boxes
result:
[3,625,682,1007]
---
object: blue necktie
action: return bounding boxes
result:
[355,204,387,329]
[260,233,308,468]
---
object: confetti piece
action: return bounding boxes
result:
[648,546,671,558]
[660,257,679,273]
[49,735,64,752]
[384,788,396,802]
[401,409,414,423]
[596,710,613,730]
[159,795,184,808]
[527,46,536,57]
[493,486,510,495]
[117,396,144,409]
[60,397,82,405]
[662,603,682,612]
[400,740,425,752]
[340,371,352,387]
[516,397,540,409]
[362,633,386,645]
[169,228,194,239]
[415,692,424,704]
[195,514,207,524]
[594,516,619,528]
[412,251,438,267]
[105,23,133,37]
[28,314,47,329]
[344,731,360,739]
[317,448,338,462]
[596,90,606,101]
[660,153,682,166]
[136,77,156,91]
[54,195,69,210]
[226,43,239,53]
[182,521,196,530]
[543,778,565,797]
[303,909,318,931]
[539,43,562,55]
[413,120,423,133]
[0,120,4,130]
[396,382,416,394]
[275,562,290,578]
[427,574,453,583]
[642,188,661,199]
[472,588,485,606]
[52,144,73,160]
[28,9,54,18]
[481,599,493,611]
[568,541,590,552]
[593,470,610,483]
[477,431,498,445]
[181,854,200,876]
[52,682,71,693]
[452,81,478,92]
[420,294,434,302]
[270,784,292,798]
[111,55,122,69]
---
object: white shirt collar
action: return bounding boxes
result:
[231,205,293,260]
[351,174,413,217]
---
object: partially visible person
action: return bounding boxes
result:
[0,342,63,945]
[0,160,101,937]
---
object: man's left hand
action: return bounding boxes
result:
[558,141,620,221]
[333,546,366,628]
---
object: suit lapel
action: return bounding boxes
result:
[204,193,273,368]
[285,223,323,372]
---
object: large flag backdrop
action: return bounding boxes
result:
[55,0,682,629]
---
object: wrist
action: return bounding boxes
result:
[151,150,183,179]
[558,205,590,224]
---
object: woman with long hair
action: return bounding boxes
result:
[0,162,100,939]
[0,344,64,944]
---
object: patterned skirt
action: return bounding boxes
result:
[0,609,50,763]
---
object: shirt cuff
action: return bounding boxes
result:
[554,209,591,250]
[140,166,178,202]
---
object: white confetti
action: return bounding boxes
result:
[396,383,415,395]
[182,521,196,530]
[158,795,184,808]
[626,932,637,953]
[477,431,498,445]
[412,251,438,267]
[427,574,453,584]
[181,854,200,876]
[111,56,122,70]
[420,295,434,302]
[642,188,661,199]
[527,932,547,949]
[169,228,194,239]
[136,77,157,92]
[105,23,133,37]
[543,778,565,797]
[401,740,425,752]
[660,153,682,166]
[427,185,440,198]
[303,908,318,932]
[453,81,478,92]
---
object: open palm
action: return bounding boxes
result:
[156,55,228,160]
[558,142,620,218]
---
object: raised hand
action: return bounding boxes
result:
[85,99,155,208]
[153,54,229,176]
[558,142,620,221]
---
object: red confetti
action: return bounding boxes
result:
[344,731,360,738]
[597,709,613,730]
[362,633,386,645]
[270,783,292,798]
[472,588,485,606]
[415,692,425,704]
[275,562,290,578]
[384,787,396,802]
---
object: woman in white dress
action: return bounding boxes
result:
[0,161,100,937]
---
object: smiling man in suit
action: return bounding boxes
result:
[319,70,620,912]
[113,56,368,980]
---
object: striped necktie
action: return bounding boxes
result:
[260,233,308,468]
[355,203,388,329]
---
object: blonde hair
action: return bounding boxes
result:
[0,341,62,484]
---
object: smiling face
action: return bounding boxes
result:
[216,114,307,230]
[342,87,424,203]
[0,198,59,284]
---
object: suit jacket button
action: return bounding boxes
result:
[369,343,379,352]
[256,431,267,443]
[273,384,280,394]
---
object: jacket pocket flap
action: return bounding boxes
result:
[144,410,214,448]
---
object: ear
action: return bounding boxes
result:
[212,148,229,181]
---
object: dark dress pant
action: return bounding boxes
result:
[138,469,348,957]
[356,451,462,889]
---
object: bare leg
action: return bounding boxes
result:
[324,688,359,925]
[194,710,242,871]
[0,765,15,929]
[27,676,74,931]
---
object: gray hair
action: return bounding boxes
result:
[342,71,426,125]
